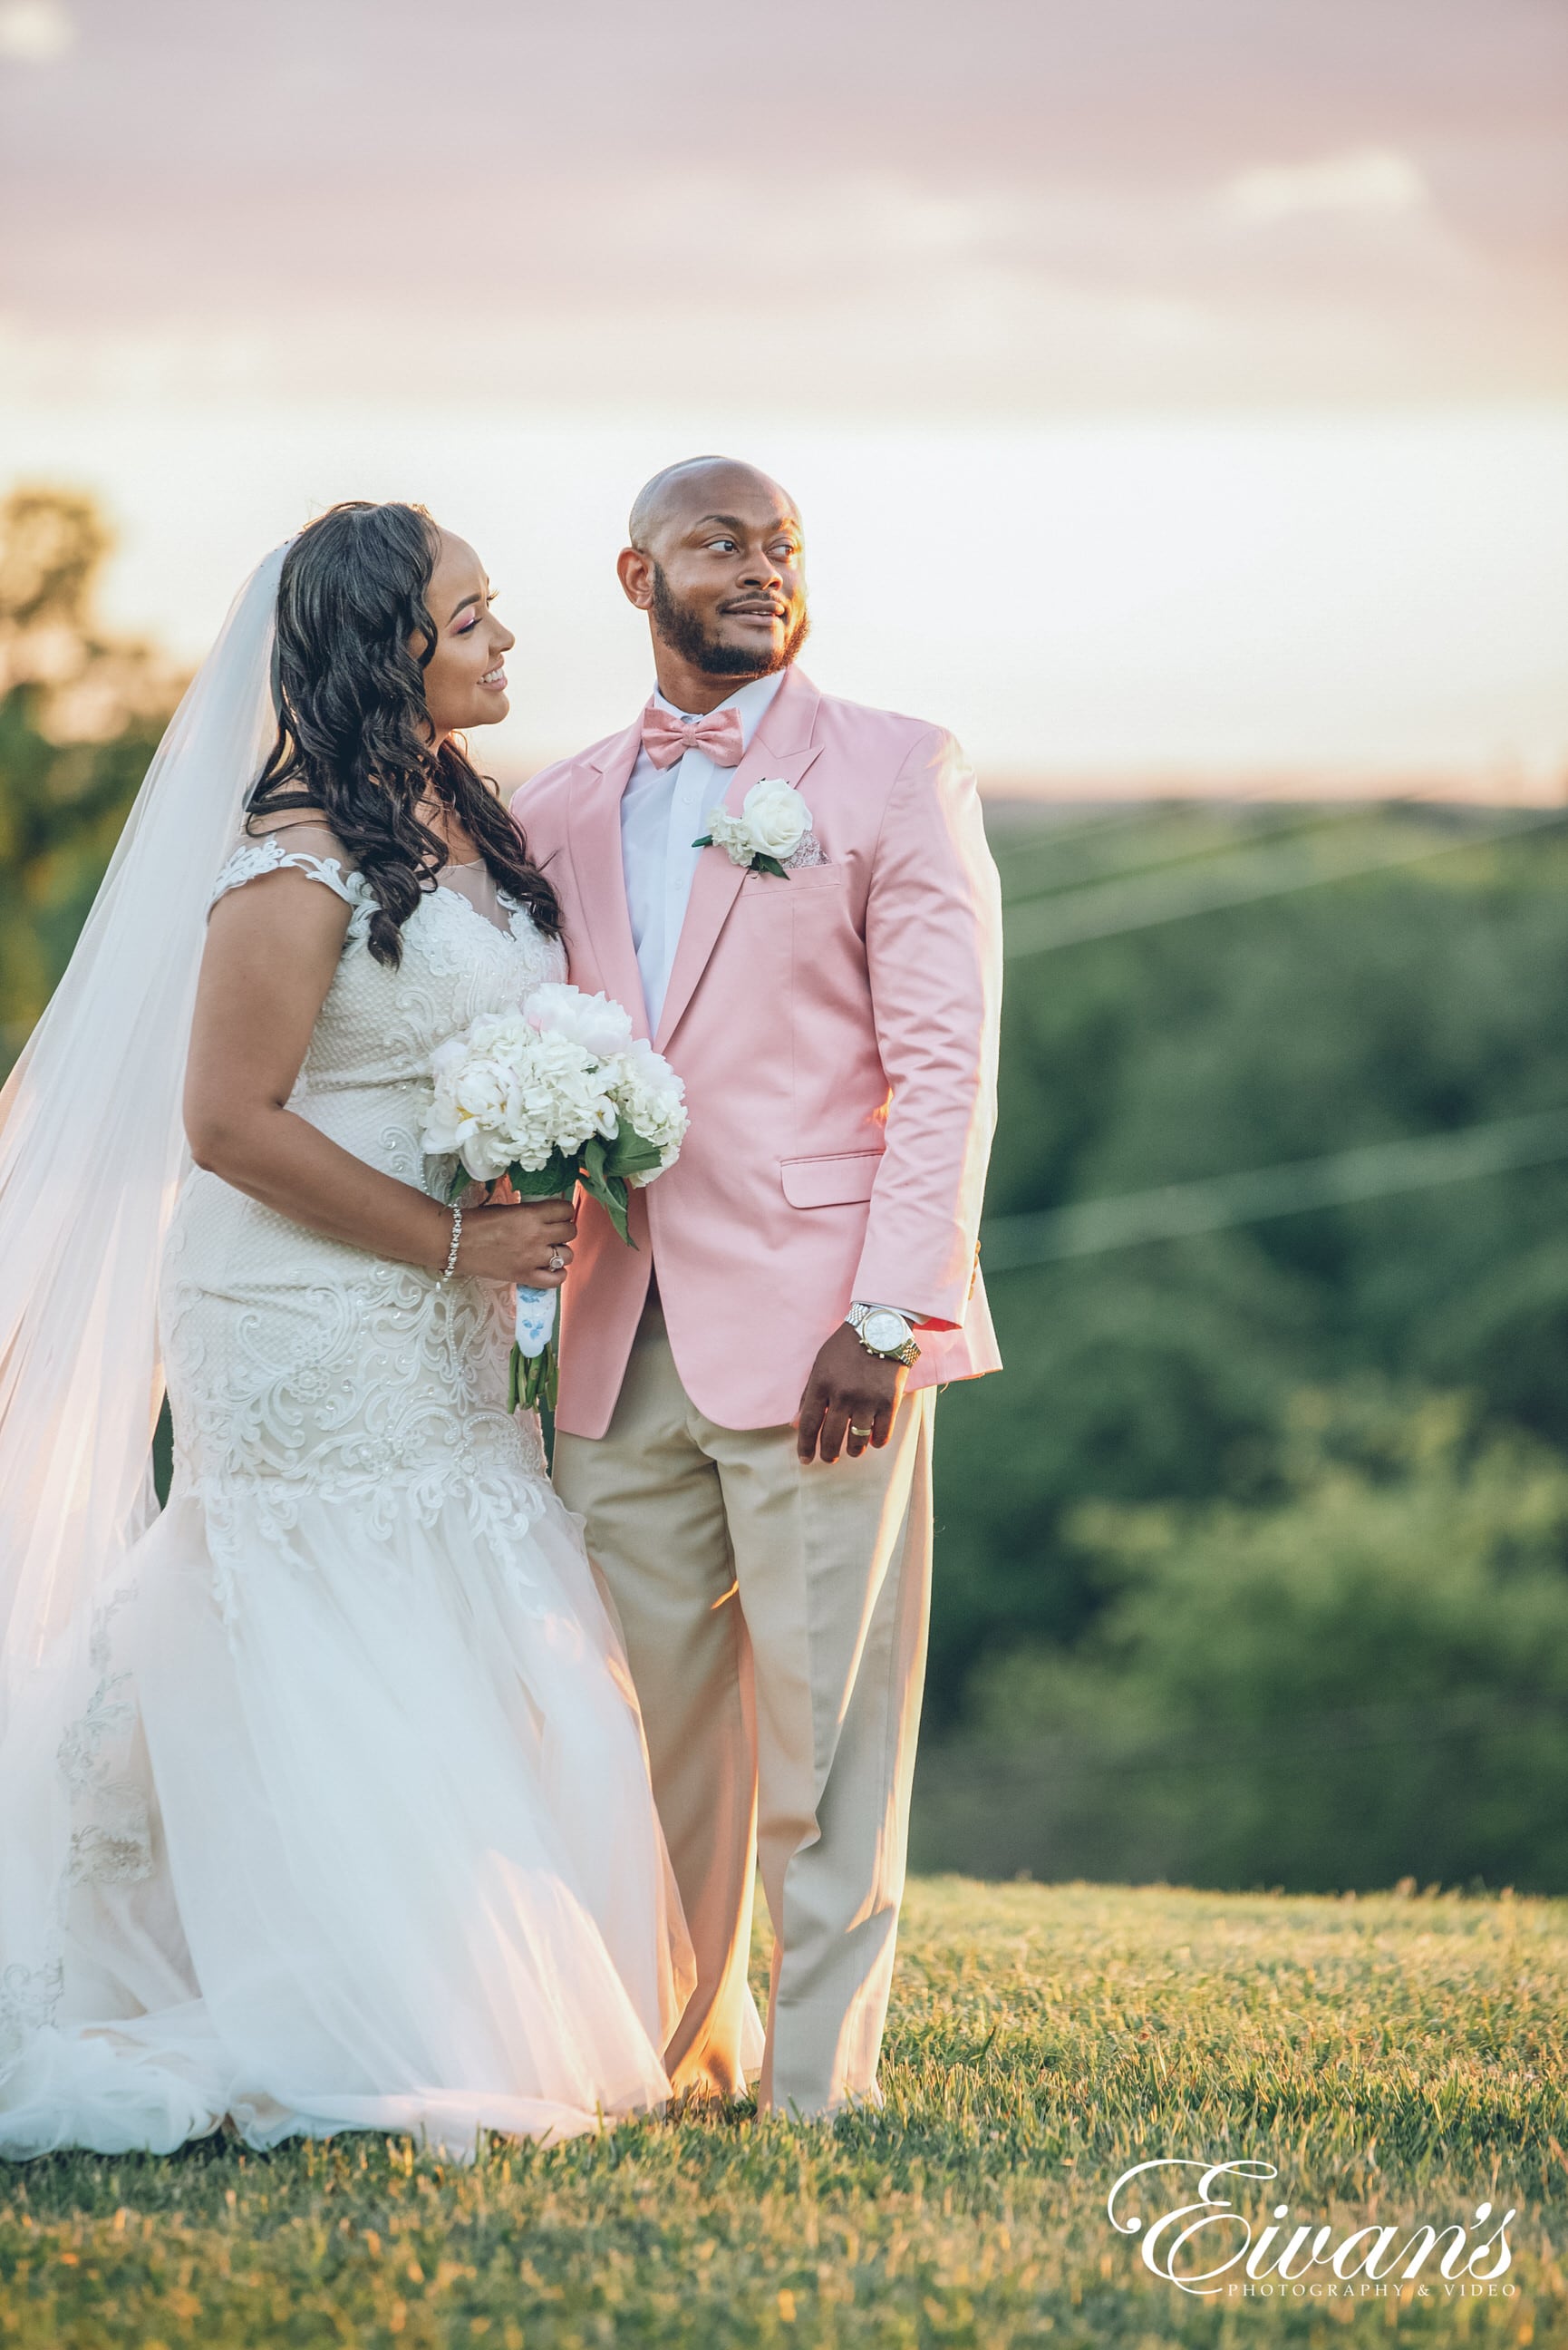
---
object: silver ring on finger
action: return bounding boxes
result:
[849,1423,873,1441]
[547,1246,566,1273]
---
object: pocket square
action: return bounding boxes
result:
[784,830,828,871]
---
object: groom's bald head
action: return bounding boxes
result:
[619,455,809,699]
[627,455,800,555]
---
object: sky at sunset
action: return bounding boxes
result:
[2,0,1565,784]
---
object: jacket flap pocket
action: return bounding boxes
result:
[780,1150,884,1209]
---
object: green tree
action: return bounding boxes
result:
[0,487,183,1072]
[920,1383,1568,1892]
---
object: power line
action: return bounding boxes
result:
[992,782,1325,882]
[981,1106,1568,1271]
[996,787,1448,911]
[1001,803,1568,960]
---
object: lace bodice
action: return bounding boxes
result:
[207,833,564,1151]
[155,830,568,1616]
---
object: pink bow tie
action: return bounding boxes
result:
[640,699,745,771]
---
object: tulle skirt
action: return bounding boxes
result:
[0,1479,699,2161]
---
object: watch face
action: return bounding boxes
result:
[861,1309,907,1354]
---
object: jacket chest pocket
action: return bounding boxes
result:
[739,864,847,902]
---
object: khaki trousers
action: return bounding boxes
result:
[553,1293,934,2118]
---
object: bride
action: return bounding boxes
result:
[0,500,707,2160]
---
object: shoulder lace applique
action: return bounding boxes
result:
[209,836,375,939]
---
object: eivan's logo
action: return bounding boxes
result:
[1107,2160,1515,2300]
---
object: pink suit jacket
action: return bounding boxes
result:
[509,665,1004,1439]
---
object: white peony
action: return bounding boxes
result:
[524,981,634,1063]
[704,777,810,869]
[424,1024,525,1179]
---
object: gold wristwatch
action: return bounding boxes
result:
[846,1303,921,1368]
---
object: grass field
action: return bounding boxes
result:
[3,1876,1566,2347]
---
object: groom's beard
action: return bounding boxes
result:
[649,564,810,679]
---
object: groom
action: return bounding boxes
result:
[511,457,1002,2117]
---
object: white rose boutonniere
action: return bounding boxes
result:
[694,777,811,879]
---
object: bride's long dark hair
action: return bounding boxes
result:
[247,500,559,966]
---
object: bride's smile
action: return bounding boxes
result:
[420,531,516,735]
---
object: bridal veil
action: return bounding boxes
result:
[0,544,286,1712]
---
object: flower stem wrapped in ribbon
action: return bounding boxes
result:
[421,984,688,1412]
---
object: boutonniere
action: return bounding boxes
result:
[694,777,811,880]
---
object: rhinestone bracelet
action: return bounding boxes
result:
[440,1199,463,1281]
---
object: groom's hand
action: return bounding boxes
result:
[796,1326,906,1465]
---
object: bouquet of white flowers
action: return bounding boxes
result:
[422,983,688,1411]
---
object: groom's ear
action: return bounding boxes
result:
[617,545,655,612]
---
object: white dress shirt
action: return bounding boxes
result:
[620,669,786,1034]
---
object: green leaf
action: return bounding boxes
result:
[507,1343,521,1413]
[580,1154,632,1245]
[595,1173,634,1247]
[603,1125,663,1181]
[507,1153,576,1200]
[692,833,714,849]
[753,854,789,879]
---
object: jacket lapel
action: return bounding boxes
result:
[654,666,824,1054]
[566,718,652,1040]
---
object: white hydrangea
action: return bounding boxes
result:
[507,1029,621,1169]
[611,1036,690,1181]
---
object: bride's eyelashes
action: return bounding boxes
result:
[454,591,501,637]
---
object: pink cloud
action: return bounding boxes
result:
[2,0,1563,410]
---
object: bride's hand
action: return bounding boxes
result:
[455,1195,577,1287]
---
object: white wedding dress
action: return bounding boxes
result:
[0,833,700,2160]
